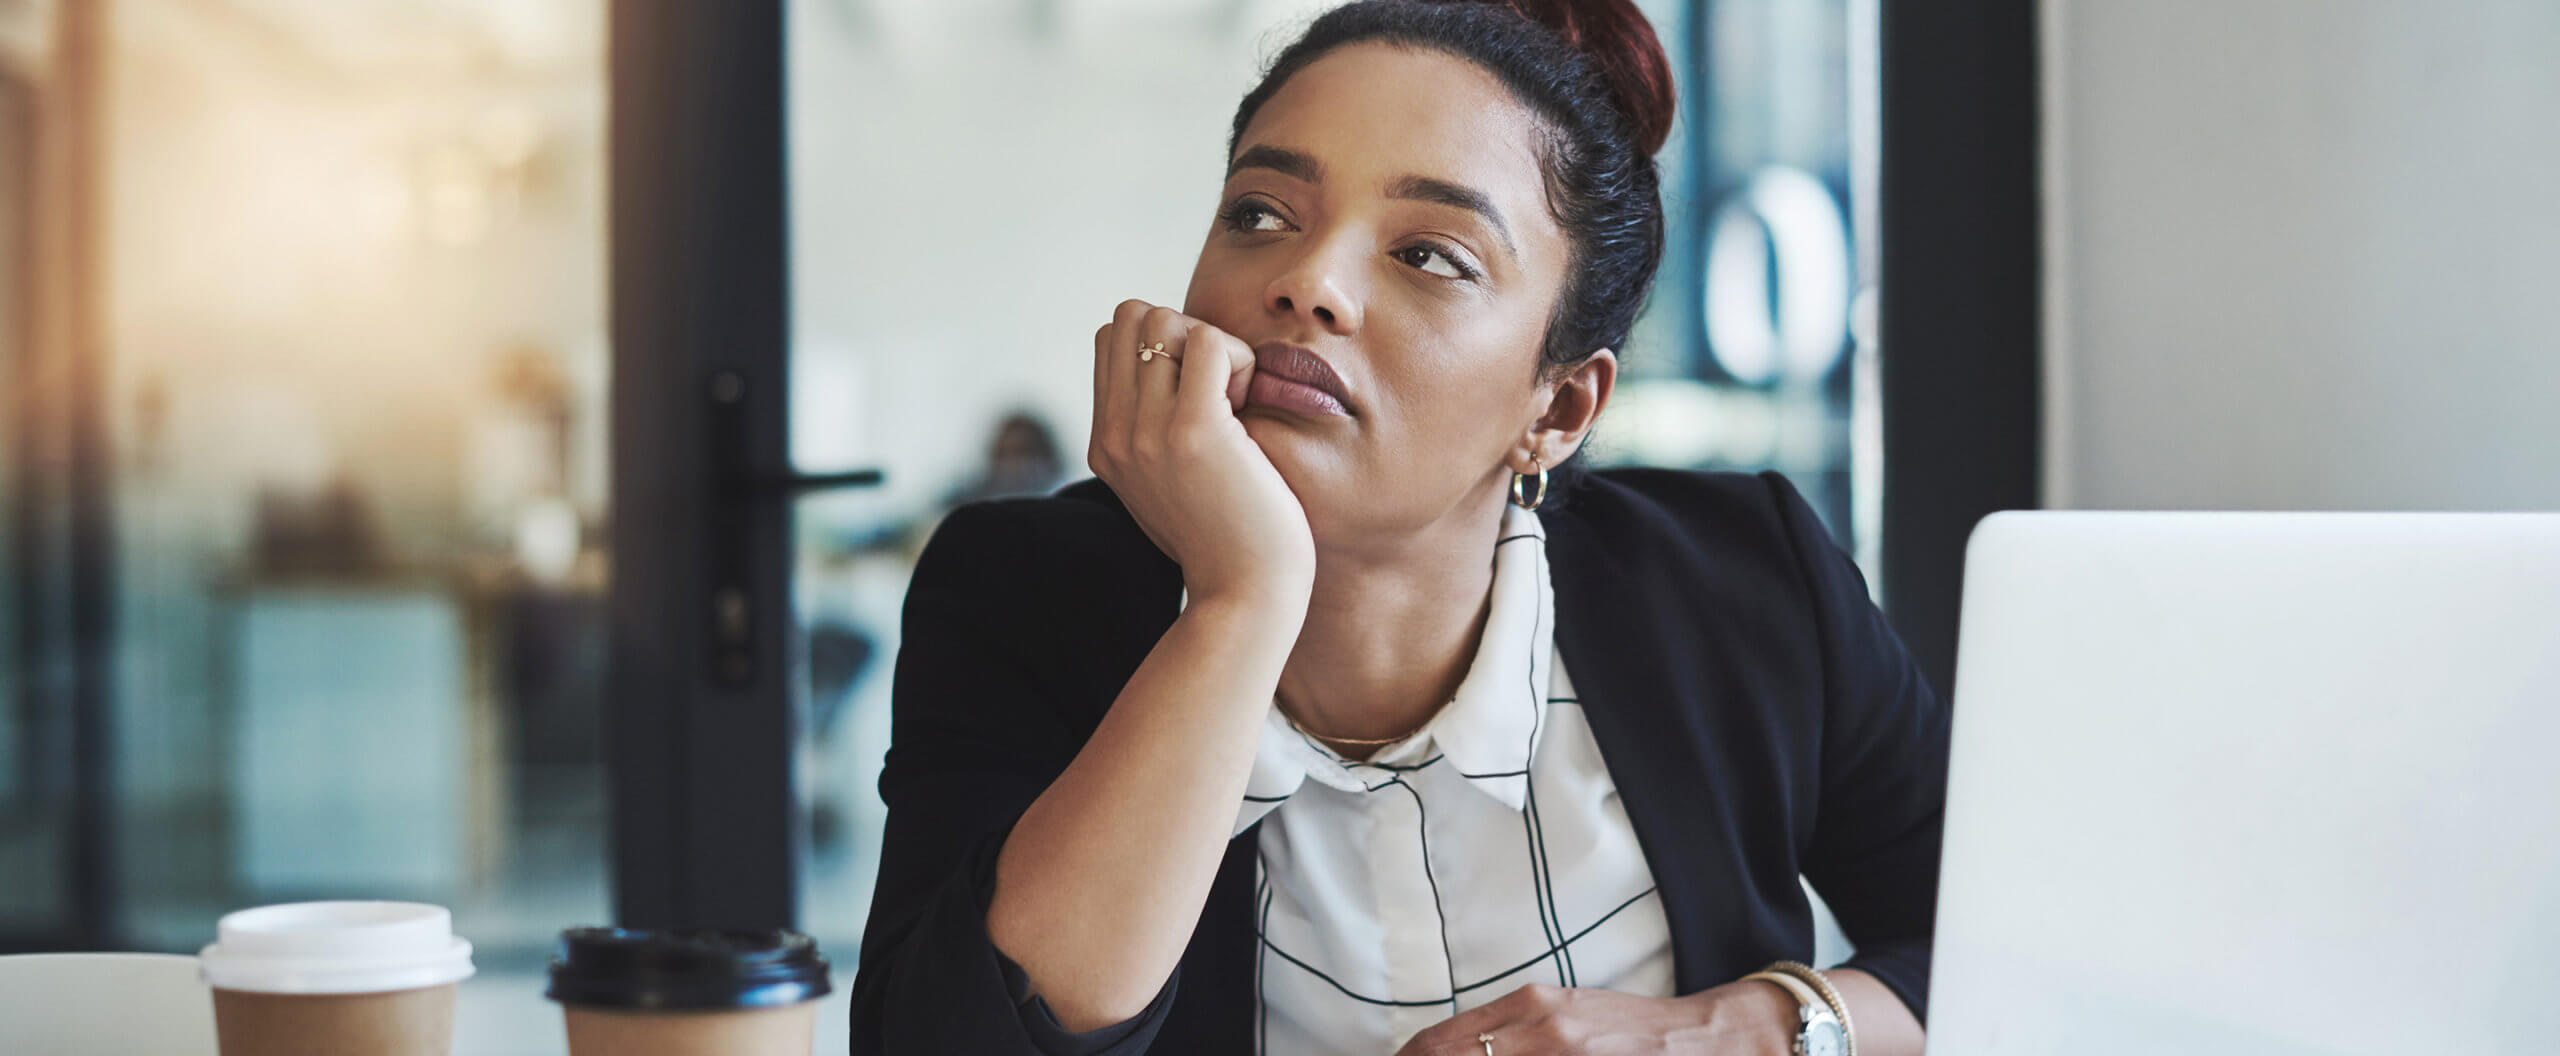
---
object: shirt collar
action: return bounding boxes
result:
[1224,503,1556,836]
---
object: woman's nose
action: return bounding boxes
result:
[1265,247,1362,334]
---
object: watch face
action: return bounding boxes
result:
[1802,1020,1847,1056]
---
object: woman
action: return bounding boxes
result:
[848,2,1947,1053]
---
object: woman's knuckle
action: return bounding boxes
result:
[1141,305,1187,333]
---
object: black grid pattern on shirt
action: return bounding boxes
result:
[1253,883,1662,1007]
[1255,519,1655,1015]
[1257,851,1273,1054]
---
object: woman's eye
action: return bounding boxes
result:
[1221,201,1475,282]
[1397,243,1476,281]
[1222,200,1287,233]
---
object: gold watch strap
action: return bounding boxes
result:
[1766,961,1856,1056]
[1744,969,1826,1013]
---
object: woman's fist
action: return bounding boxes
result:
[1087,299,1314,602]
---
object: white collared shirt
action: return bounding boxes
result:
[1198,503,1676,1054]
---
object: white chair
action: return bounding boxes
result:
[0,953,218,1054]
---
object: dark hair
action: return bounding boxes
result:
[1227,0,1675,504]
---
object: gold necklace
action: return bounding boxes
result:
[1279,701,1437,747]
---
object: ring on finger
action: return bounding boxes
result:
[1137,341,1176,363]
[1477,1032,1495,1056]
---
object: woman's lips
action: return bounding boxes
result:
[1244,371,1351,417]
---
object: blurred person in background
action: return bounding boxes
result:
[945,410,1070,508]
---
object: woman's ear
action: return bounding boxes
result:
[1523,349,1616,466]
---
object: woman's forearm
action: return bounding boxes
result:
[1828,968,1925,1056]
[985,584,1308,1033]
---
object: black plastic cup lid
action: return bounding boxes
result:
[545,927,831,1011]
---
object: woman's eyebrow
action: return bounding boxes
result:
[1384,173,1517,261]
[1229,144,1323,183]
[1228,144,1518,262]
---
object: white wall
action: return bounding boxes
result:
[2041,0,2560,512]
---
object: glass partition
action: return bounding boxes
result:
[0,0,612,971]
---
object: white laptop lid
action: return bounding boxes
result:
[1928,512,2560,1055]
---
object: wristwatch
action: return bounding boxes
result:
[1746,970,1849,1056]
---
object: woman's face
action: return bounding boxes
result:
[1183,42,1612,544]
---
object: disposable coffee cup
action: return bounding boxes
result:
[546,927,832,1056]
[197,901,475,1056]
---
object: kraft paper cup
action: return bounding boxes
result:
[546,927,831,1056]
[198,901,474,1056]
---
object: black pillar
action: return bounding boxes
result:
[606,0,800,931]
[1879,0,2043,697]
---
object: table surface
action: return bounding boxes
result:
[0,959,859,1055]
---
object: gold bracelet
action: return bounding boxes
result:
[1765,961,1855,1056]
[1743,969,1824,1011]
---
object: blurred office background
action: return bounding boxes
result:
[1,0,2552,1052]
[1,0,614,958]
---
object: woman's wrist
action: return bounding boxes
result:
[1670,976,1808,1052]
[1179,579,1311,668]
[1186,572,1314,621]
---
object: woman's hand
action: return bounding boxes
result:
[1089,299,1315,603]
[1392,981,1801,1056]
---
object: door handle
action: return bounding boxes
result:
[705,371,883,686]
[751,469,884,495]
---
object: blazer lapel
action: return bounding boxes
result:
[1544,505,1762,994]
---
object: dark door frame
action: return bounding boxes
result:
[606,0,801,931]
[1877,0,2044,697]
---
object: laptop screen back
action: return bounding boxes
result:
[1928,512,2560,1054]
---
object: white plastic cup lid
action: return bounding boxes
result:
[198,902,475,995]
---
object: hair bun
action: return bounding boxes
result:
[1500,0,1677,156]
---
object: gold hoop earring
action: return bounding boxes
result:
[1510,455,1547,511]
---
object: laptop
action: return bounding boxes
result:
[1926,511,2560,1054]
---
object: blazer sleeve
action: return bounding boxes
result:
[847,501,1180,1055]
[1763,472,1953,1026]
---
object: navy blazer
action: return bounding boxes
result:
[849,468,1950,1054]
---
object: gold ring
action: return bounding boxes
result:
[1137,341,1168,362]
[1477,1032,1495,1056]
